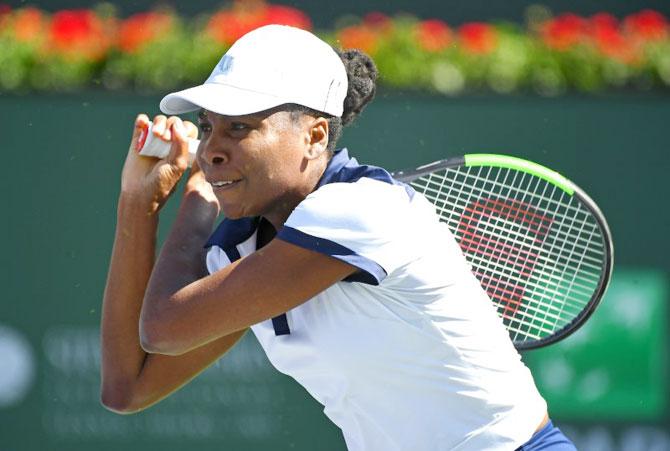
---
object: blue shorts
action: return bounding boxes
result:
[515,420,577,450]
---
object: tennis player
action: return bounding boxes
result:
[100,25,577,450]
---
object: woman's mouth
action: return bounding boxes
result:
[210,179,241,190]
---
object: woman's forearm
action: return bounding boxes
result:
[140,191,219,352]
[100,194,159,410]
[149,191,218,292]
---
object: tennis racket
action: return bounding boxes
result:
[392,154,613,350]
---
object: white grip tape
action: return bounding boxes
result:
[138,122,200,167]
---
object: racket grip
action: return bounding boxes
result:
[137,122,200,167]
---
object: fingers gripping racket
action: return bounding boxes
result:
[393,154,614,350]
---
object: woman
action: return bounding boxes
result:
[100,25,576,450]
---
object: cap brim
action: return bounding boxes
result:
[160,83,287,116]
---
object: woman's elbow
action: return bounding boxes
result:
[139,317,188,356]
[100,385,142,415]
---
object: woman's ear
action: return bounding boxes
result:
[305,117,329,160]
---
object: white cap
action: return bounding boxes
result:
[160,25,348,117]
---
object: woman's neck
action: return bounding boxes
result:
[263,155,329,230]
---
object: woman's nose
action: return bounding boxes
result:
[199,139,229,166]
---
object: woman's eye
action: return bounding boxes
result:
[230,122,249,131]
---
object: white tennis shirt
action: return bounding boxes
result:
[205,149,547,450]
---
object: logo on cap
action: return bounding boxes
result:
[217,55,234,74]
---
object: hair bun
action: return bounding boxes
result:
[338,49,378,126]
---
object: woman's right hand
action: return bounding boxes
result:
[120,114,198,215]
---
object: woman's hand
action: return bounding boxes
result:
[120,114,199,215]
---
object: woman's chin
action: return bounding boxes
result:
[218,202,251,220]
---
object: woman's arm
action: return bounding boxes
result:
[140,222,357,355]
[100,115,245,414]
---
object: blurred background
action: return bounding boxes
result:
[1,0,668,450]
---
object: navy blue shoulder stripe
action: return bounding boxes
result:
[319,148,414,198]
[278,226,386,285]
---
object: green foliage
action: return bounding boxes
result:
[0,5,668,95]
[0,36,34,90]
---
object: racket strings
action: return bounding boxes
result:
[421,176,603,248]
[549,191,603,331]
[441,214,605,270]
[462,252,598,305]
[483,170,562,340]
[411,166,606,345]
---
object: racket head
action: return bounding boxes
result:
[394,154,614,350]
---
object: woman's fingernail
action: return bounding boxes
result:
[174,120,185,137]
[136,126,147,151]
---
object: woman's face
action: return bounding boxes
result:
[196,108,324,226]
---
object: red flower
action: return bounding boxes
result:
[363,12,393,33]
[206,2,311,46]
[623,9,668,41]
[458,22,497,54]
[265,4,311,30]
[206,9,263,45]
[335,13,392,54]
[415,19,452,52]
[585,13,638,64]
[10,7,45,42]
[590,12,618,32]
[595,26,637,64]
[47,9,112,60]
[540,13,589,50]
[117,11,174,53]
[337,24,380,54]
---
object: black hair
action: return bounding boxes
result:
[286,48,378,151]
